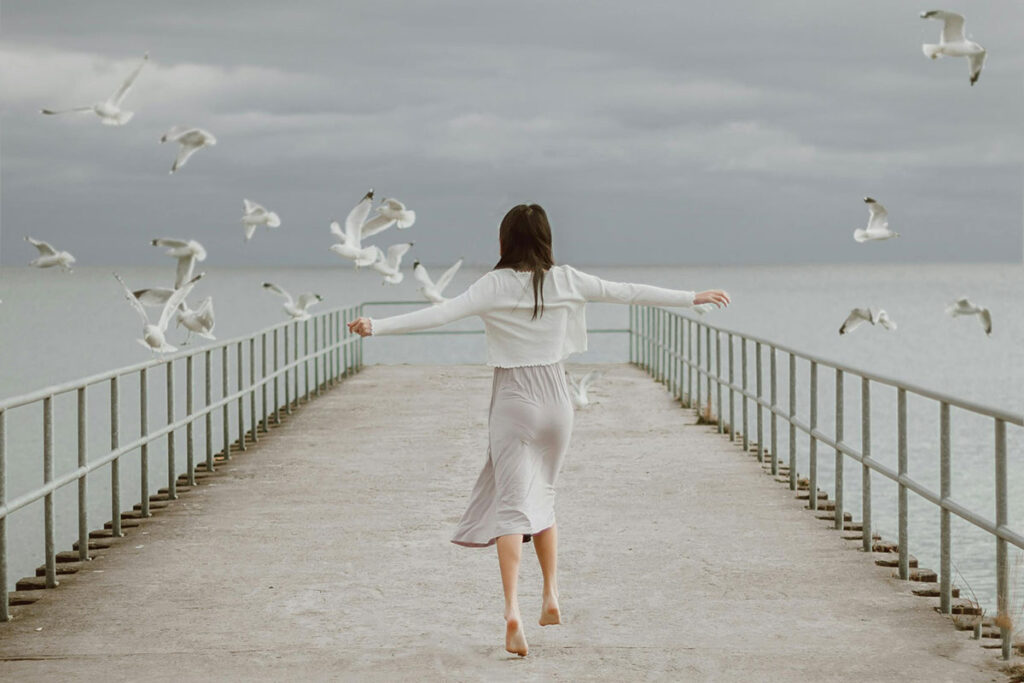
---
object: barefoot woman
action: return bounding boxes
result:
[348,204,730,656]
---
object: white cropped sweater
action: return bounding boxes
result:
[367,264,697,368]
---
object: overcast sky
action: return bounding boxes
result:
[1,1,1021,267]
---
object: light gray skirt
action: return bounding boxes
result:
[451,362,575,547]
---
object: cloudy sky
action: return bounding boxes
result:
[0,1,1021,267]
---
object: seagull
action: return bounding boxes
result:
[839,307,896,335]
[241,199,281,241]
[133,238,207,307]
[41,52,148,125]
[25,236,75,271]
[114,272,203,354]
[855,197,899,242]
[370,242,414,284]
[921,11,986,86]
[262,282,322,321]
[177,296,216,343]
[946,297,992,335]
[377,197,416,229]
[413,258,463,304]
[328,190,395,268]
[565,369,603,410]
[160,126,216,173]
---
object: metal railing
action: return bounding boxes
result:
[629,304,1023,660]
[0,303,368,622]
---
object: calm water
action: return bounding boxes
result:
[0,263,1021,611]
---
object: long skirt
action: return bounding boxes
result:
[451,361,575,547]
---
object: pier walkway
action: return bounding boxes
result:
[0,363,1004,681]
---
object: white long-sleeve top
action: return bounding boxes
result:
[368,264,697,368]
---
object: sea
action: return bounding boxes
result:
[0,263,1021,613]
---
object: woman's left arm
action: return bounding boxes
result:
[348,272,496,337]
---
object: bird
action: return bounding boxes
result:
[855,197,899,242]
[370,242,414,284]
[946,297,992,335]
[41,52,148,125]
[329,190,395,268]
[241,199,281,241]
[412,258,463,304]
[262,282,323,321]
[177,296,216,343]
[133,238,207,307]
[25,236,75,271]
[377,197,416,229]
[565,369,603,410]
[114,272,204,355]
[160,126,216,173]
[920,10,986,86]
[838,307,896,335]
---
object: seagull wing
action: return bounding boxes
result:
[434,258,464,293]
[114,273,150,325]
[159,274,202,332]
[385,242,412,270]
[262,282,293,306]
[579,370,603,390]
[329,220,346,243]
[25,236,57,256]
[939,11,966,43]
[412,262,435,289]
[296,293,321,311]
[877,310,897,331]
[174,254,195,289]
[345,191,374,243]
[979,308,992,335]
[108,52,148,106]
[243,198,265,216]
[153,237,189,250]
[134,287,174,307]
[171,144,199,173]
[968,50,986,85]
[839,308,871,335]
[864,198,888,231]
[40,106,93,115]
[359,214,396,240]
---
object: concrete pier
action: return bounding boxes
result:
[0,364,1006,681]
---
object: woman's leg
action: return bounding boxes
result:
[497,534,528,656]
[533,523,561,625]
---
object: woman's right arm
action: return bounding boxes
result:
[566,265,729,309]
[351,272,497,336]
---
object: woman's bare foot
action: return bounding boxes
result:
[505,615,528,656]
[539,596,561,626]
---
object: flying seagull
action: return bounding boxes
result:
[946,297,992,335]
[114,272,204,354]
[855,197,899,242]
[160,126,216,173]
[413,258,463,304]
[921,10,986,86]
[329,190,395,267]
[241,199,281,241]
[377,197,417,229]
[262,282,323,321]
[177,296,216,343]
[41,52,149,125]
[839,307,896,335]
[134,238,207,307]
[565,369,604,410]
[25,236,75,271]
[370,242,414,284]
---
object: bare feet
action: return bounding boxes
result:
[539,596,561,626]
[505,615,528,656]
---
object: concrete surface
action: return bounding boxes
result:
[0,363,1009,682]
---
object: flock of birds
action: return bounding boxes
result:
[15,10,998,391]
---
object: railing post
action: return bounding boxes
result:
[274,328,282,423]
[186,355,196,486]
[788,353,796,491]
[314,316,321,397]
[110,375,122,537]
[687,319,693,407]
[715,331,723,434]
[994,418,1009,660]
[897,387,908,580]
[0,409,7,621]
[705,327,712,417]
[695,322,702,411]
[284,325,292,414]
[676,317,684,401]
[834,369,844,530]
[769,346,778,475]
[292,322,300,406]
[43,396,57,588]
[755,342,763,462]
[166,361,177,500]
[728,333,735,441]
[261,333,269,432]
[205,351,213,472]
[861,378,872,553]
[237,341,245,452]
[304,319,311,401]
[250,337,258,443]
[342,310,350,379]
[741,338,748,451]
[939,402,951,614]
[808,361,818,510]
[77,387,89,561]
[139,368,149,517]
[222,346,231,459]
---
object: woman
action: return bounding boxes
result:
[347,204,730,657]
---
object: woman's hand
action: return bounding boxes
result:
[694,289,731,308]
[347,317,373,337]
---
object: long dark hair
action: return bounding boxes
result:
[492,203,555,320]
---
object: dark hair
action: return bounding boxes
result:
[492,203,555,320]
